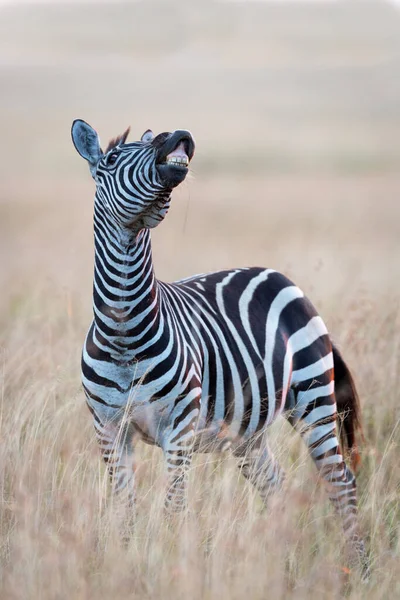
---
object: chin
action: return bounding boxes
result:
[156,163,189,188]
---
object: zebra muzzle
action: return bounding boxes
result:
[156,130,195,188]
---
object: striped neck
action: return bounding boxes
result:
[92,201,160,352]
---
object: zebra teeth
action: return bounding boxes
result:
[164,141,189,168]
[165,157,189,167]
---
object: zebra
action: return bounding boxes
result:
[71,118,368,576]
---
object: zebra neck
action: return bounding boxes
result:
[92,214,160,352]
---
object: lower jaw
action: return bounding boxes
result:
[156,164,188,188]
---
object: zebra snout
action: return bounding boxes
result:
[156,130,195,189]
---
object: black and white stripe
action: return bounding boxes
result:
[71,119,369,577]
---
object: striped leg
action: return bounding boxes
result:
[94,416,136,509]
[162,390,201,512]
[235,438,285,506]
[288,382,369,577]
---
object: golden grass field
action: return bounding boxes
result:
[0,2,399,598]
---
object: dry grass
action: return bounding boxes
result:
[1,2,400,598]
[1,173,399,599]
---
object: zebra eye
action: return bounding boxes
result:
[106,152,119,166]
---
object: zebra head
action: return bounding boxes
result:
[71,119,195,231]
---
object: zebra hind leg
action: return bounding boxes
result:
[286,382,369,579]
[234,437,285,508]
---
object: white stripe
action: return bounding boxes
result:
[310,437,337,458]
[216,271,247,436]
[239,269,275,355]
[291,352,333,384]
[264,285,304,424]
[291,380,334,422]
[283,316,330,392]
[303,399,335,426]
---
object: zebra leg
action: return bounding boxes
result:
[287,384,369,578]
[234,438,285,507]
[94,416,136,511]
[162,390,201,513]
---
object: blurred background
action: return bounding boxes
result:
[1,0,400,309]
[0,2,399,598]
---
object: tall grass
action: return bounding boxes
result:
[0,269,399,598]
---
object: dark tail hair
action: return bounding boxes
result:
[332,343,364,472]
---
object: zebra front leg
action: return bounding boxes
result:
[234,437,285,507]
[288,384,369,579]
[162,390,201,513]
[94,416,136,536]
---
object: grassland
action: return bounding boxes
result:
[0,2,399,598]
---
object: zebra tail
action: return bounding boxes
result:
[332,343,364,472]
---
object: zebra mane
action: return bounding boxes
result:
[105,126,131,153]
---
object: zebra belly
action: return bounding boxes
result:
[195,383,273,452]
[192,420,245,453]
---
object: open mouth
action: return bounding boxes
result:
[156,130,195,187]
[164,142,189,168]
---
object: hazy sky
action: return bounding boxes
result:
[0,0,383,4]
[0,0,398,6]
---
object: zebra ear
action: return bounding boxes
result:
[71,119,103,166]
[141,129,154,143]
